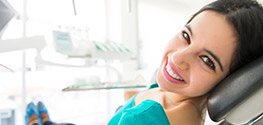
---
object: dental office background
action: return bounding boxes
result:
[0,0,251,124]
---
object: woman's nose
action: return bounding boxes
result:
[170,50,191,71]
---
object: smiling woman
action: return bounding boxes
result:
[108,0,263,125]
[157,11,236,97]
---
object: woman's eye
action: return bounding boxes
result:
[200,55,216,71]
[181,31,190,44]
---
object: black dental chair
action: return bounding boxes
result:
[207,57,263,125]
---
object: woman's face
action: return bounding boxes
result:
[156,11,237,97]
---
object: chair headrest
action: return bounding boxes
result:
[207,57,263,122]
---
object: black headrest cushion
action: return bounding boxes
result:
[207,57,263,122]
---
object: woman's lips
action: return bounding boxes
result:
[166,64,184,81]
[162,60,185,84]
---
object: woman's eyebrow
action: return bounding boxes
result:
[185,25,193,37]
[204,48,224,72]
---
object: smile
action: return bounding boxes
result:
[165,63,184,81]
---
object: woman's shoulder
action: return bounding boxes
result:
[134,88,161,105]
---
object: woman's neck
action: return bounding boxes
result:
[159,89,207,112]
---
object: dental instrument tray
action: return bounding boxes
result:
[62,81,146,91]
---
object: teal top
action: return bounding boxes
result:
[108,84,170,125]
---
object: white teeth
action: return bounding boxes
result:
[165,64,183,81]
